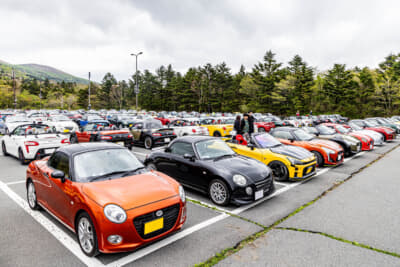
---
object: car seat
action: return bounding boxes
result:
[235,134,248,146]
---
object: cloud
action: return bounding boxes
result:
[0,0,399,81]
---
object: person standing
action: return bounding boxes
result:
[241,114,251,141]
[309,110,313,116]
[248,111,255,134]
[234,115,242,134]
[296,110,300,117]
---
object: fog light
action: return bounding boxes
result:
[245,186,253,196]
[180,205,187,224]
[107,235,122,245]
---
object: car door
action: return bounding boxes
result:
[8,126,25,156]
[76,124,93,142]
[131,123,143,141]
[46,152,75,224]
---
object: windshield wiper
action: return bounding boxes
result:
[89,170,129,182]
[121,167,147,177]
[213,154,234,161]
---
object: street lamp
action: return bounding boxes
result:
[130,52,143,110]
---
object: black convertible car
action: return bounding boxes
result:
[130,119,177,149]
[144,136,275,206]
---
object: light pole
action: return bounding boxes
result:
[12,68,17,109]
[130,52,143,110]
[88,72,91,110]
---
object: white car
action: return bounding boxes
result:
[27,112,48,123]
[348,123,385,146]
[169,119,209,136]
[1,123,70,164]
[46,115,79,133]
[4,115,32,133]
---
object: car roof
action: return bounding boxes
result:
[57,143,124,156]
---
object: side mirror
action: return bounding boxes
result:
[165,147,171,152]
[247,143,256,150]
[183,153,195,161]
[51,170,65,183]
[288,138,294,143]
[315,133,320,136]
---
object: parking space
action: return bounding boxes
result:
[0,138,399,267]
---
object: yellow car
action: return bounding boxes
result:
[227,133,317,181]
[200,118,234,137]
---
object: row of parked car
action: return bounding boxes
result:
[0,109,398,257]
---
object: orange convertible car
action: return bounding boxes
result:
[26,143,186,256]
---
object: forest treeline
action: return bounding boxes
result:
[1,50,400,118]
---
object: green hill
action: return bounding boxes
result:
[0,60,88,84]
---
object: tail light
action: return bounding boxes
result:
[61,139,70,144]
[101,136,112,140]
[172,132,176,135]
[152,133,162,137]
[24,141,39,153]
[192,129,196,133]
[128,134,133,138]
[223,126,227,130]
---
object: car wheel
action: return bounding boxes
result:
[147,163,157,171]
[76,212,99,257]
[311,151,324,167]
[27,180,40,210]
[268,161,289,182]
[18,148,27,165]
[213,131,222,137]
[258,127,265,132]
[70,135,78,144]
[209,179,230,206]
[2,142,8,156]
[144,136,153,149]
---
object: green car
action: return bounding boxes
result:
[366,118,400,134]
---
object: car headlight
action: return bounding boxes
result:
[104,204,127,224]
[287,157,304,165]
[361,137,367,143]
[321,147,335,155]
[384,129,393,134]
[233,174,247,186]
[179,185,186,203]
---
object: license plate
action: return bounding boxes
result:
[63,129,70,133]
[255,190,264,200]
[45,149,55,154]
[144,217,164,234]
[116,142,124,146]
[164,138,170,143]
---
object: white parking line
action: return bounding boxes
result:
[0,181,104,267]
[186,196,232,214]
[6,180,26,185]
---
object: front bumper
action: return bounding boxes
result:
[324,151,344,166]
[231,178,275,205]
[288,160,317,180]
[97,198,186,253]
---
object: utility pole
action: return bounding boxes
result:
[39,84,42,110]
[12,68,17,109]
[130,52,143,111]
[88,72,91,110]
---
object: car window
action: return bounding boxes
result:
[271,131,292,140]
[48,152,62,169]
[56,153,70,179]
[170,142,195,156]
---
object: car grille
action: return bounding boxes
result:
[65,127,73,130]
[254,178,272,192]
[133,203,180,239]
[302,165,316,176]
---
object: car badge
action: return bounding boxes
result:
[156,210,163,217]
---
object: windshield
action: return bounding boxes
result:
[83,122,109,131]
[303,127,318,134]
[6,116,30,123]
[378,118,390,124]
[365,120,379,127]
[293,129,314,141]
[317,125,336,135]
[195,139,235,160]
[253,133,282,148]
[334,125,349,134]
[87,115,102,121]
[13,124,53,135]
[74,149,144,182]
[350,123,363,131]
[144,120,162,129]
[52,115,70,121]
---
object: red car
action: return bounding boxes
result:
[255,119,275,132]
[349,120,396,141]
[155,115,176,125]
[70,120,133,149]
[322,123,374,151]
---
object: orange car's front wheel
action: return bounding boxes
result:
[76,212,99,257]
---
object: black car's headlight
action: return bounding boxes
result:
[233,174,247,186]
[104,204,127,224]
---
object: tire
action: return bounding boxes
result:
[268,161,289,182]
[258,127,265,132]
[76,212,99,257]
[311,151,324,167]
[18,148,27,165]
[2,142,8,156]
[146,162,157,171]
[70,135,78,144]
[27,180,40,210]
[209,179,231,206]
[213,131,222,137]
[144,136,153,149]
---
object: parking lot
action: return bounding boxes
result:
[1,138,400,267]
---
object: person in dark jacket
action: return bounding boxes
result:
[240,114,251,141]
[248,111,255,134]
[234,115,242,134]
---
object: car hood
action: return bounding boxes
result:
[270,144,313,160]
[81,171,178,210]
[212,155,270,183]
[309,138,342,151]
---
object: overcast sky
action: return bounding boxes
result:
[1,0,399,81]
